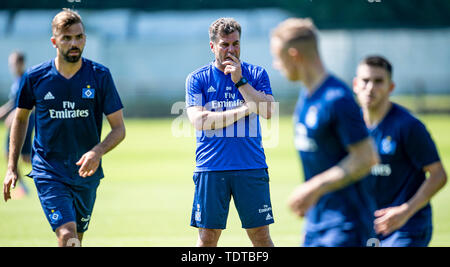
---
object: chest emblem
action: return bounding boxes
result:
[380,136,397,155]
[82,85,95,99]
[305,106,318,129]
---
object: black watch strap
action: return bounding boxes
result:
[235,77,248,88]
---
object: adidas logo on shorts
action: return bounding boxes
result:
[266,213,273,221]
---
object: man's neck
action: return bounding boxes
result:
[214,60,226,73]
[364,100,392,128]
[15,71,24,79]
[302,61,327,96]
[54,55,82,79]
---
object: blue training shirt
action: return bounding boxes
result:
[368,103,440,231]
[185,61,272,172]
[293,74,375,233]
[16,58,123,184]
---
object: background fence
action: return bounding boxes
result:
[1,1,449,116]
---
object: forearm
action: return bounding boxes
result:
[312,141,378,196]
[91,125,125,156]
[403,170,447,218]
[0,100,14,119]
[7,117,29,171]
[311,161,366,196]
[238,84,274,119]
[196,105,250,130]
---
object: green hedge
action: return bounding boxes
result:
[2,0,450,29]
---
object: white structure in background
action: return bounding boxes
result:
[0,9,449,101]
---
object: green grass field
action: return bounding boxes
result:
[0,114,449,247]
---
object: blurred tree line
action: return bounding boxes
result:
[1,0,450,29]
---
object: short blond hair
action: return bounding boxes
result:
[271,18,319,56]
[52,8,84,36]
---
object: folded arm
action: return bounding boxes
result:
[186,105,250,131]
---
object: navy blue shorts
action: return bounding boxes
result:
[190,168,274,229]
[379,226,432,247]
[34,177,100,233]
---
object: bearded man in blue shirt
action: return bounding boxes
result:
[186,18,275,247]
[3,8,125,247]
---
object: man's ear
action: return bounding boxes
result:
[209,41,215,54]
[287,47,303,63]
[51,36,57,48]
[389,81,395,94]
[352,77,359,93]
[287,47,298,58]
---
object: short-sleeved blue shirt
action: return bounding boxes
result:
[17,58,123,184]
[368,103,440,231]
[293,74,374,233]
[185,61,272,172]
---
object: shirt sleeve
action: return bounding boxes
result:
[102,70,124,115]
[185,73,205,107]
[254,69,273,95]
[403,119,440,169]
[333,94,369,148]
[16,72,35,110]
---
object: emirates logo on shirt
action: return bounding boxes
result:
[49,101,89,119]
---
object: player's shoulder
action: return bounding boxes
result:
[241,61,267,77]
[82,58,111,76]
[390,103,425,128]
[25,59,53,79]
[321,74,354,103]
[188,63,213,78]
[186,63,215,89]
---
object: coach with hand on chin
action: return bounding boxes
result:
[185,17,275,247]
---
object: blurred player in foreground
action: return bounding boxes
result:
[3,8,125,247]
[270,18,379,247]
[353,55,447,246]
[186,18,275,247]
[0,51,35,199]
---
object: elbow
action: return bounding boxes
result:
[189,110,212,131]
[357,150,380,179]
[259,103,274,120]
[365,139,380,171]
[261,110,272,120]
[114,124,126,143]
[120,126,126,141]
[193,124,204,131]
[193,119,206,131]
[366,150,380,173]
[439,170,448,189]
[193,119,211,131]
[369,150,380,168]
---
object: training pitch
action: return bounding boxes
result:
[0,114,449,247]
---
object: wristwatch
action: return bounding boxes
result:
[234,77,248,88]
